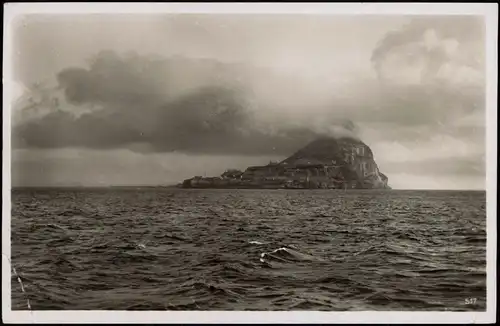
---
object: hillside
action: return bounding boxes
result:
[181,135,391,189]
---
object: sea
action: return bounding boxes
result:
[10,188,487,311]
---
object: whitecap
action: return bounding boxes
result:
[260,246,322,263]
[259,247,292,264]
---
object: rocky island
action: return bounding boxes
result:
[181,136,391,190]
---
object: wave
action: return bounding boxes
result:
[28,223,69,233]
[11,188,487,311]
[248,241,265,245]
[259,246,322,265]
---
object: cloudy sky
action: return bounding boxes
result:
[9,13,486,189]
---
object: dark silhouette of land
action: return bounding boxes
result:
[181,136,391,190]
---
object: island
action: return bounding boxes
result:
[180,136,391,190]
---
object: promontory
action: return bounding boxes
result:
[180,136,391,190]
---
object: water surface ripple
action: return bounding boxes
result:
[11,188,486,311]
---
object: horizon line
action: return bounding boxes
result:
[10,185,486,192]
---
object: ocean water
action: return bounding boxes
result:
[10,188,486,311]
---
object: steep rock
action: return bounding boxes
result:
[181,136,390,189]
[280,136,390,189]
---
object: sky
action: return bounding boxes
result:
[9,14,487,189]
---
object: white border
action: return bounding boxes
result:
[2,2,498,15]
[3,2,497,324]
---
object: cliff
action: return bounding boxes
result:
[181,136,390,190]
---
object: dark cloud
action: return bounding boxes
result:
[12,16,485,161]
[14,50,360,155]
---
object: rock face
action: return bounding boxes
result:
[181,136,390,189]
